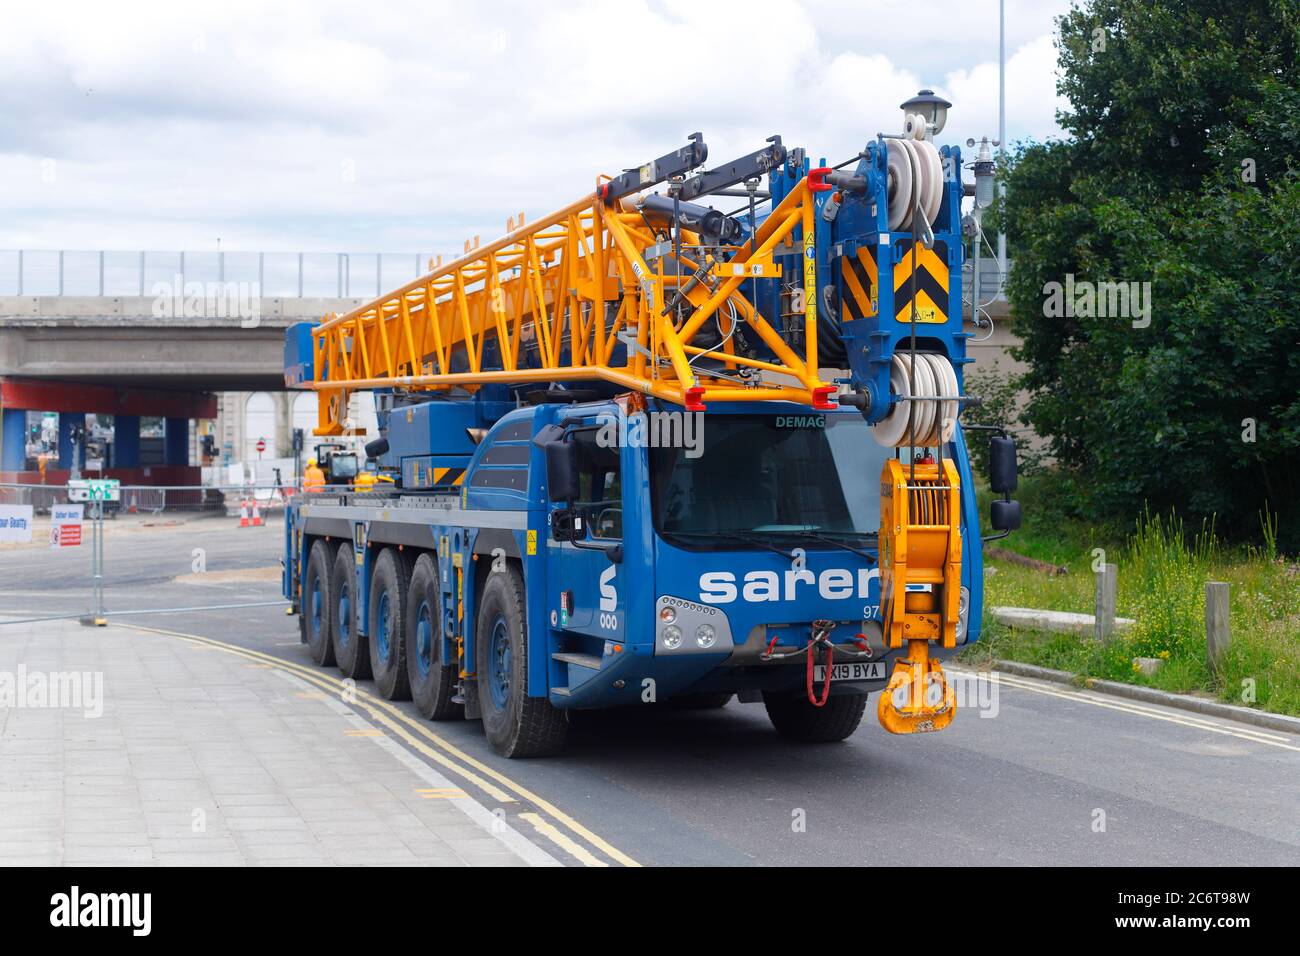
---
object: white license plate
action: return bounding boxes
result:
[814,661,886,682]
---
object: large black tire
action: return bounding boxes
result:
[405,553,462,720]
[475,565,567,758]
[331,545,369,679]
[301,541,335,666]
[763,691,868,742]
[368,548,411,700]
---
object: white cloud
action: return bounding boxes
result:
[0,0,1073,253]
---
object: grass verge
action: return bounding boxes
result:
[961,477,1300,717]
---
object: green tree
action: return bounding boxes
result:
[1004,0,1300,546]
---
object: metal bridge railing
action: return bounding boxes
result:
[0,250,441,299]
[1,249,1011,304]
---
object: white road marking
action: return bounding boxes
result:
[952,666,1300,754]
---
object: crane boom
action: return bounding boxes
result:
[302,138,832,437]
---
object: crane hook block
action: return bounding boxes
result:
[876,457,962,734]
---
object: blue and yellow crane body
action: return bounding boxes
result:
[282,111,1020,756]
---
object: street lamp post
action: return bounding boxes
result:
[997,0,1007,276]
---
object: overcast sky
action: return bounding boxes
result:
[0,0,1073,255]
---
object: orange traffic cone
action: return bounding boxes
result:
[239,499,250,527]
[251,498,263,527]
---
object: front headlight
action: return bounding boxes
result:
[695,624,716,648]
[661,625,682,649]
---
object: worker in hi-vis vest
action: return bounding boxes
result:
[302,458,325,493]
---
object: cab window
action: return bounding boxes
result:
[571,429,622,540]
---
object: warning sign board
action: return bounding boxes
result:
[52,524,82,548]
[51,503,83,549]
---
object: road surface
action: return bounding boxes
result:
[2,517,1296,866]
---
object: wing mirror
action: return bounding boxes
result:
[990,498,1021,532]
[969,428,1022,541]
[544,438,580,503]
[989,435,1017,494]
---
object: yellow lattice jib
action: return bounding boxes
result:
[310,179,833,435]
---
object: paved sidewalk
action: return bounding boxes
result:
[0,620,538,866]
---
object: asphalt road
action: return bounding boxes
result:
[2,516,1297,866]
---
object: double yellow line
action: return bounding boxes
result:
[123,622,640,866]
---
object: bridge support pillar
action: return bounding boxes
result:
[114,414,141,468]
[164,417,190,466]
[1,408,26,472]
[274,392,293,461]
[58,412,85,470]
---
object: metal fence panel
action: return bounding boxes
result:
[0,483,296,517]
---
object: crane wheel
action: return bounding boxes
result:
[762,691,867,742]
[475,565,568,758]
[331,544,369,680]
[368,548,412,701]
[405,553,462,720]
[301,541,335,667]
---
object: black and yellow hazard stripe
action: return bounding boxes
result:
[842,247,878,321]
[433,466,466,486]
[404,462,467,488]
[893,240,948,324]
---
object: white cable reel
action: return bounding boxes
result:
[872,353,960,448]
[886,117,943,231]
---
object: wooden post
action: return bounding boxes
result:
[1094,563,1117,642]
[1206,581,1231,671]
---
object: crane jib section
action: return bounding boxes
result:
[306,177,835,435]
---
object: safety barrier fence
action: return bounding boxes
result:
[0,483,296,517]
[0,483,291,626]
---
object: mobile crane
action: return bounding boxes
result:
[283,92,1021,756]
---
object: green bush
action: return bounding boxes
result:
[1002,0,1300,549]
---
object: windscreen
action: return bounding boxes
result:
[330,454,359,479]
[650,414,888,542]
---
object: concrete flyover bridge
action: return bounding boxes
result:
[0,249,436,483]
